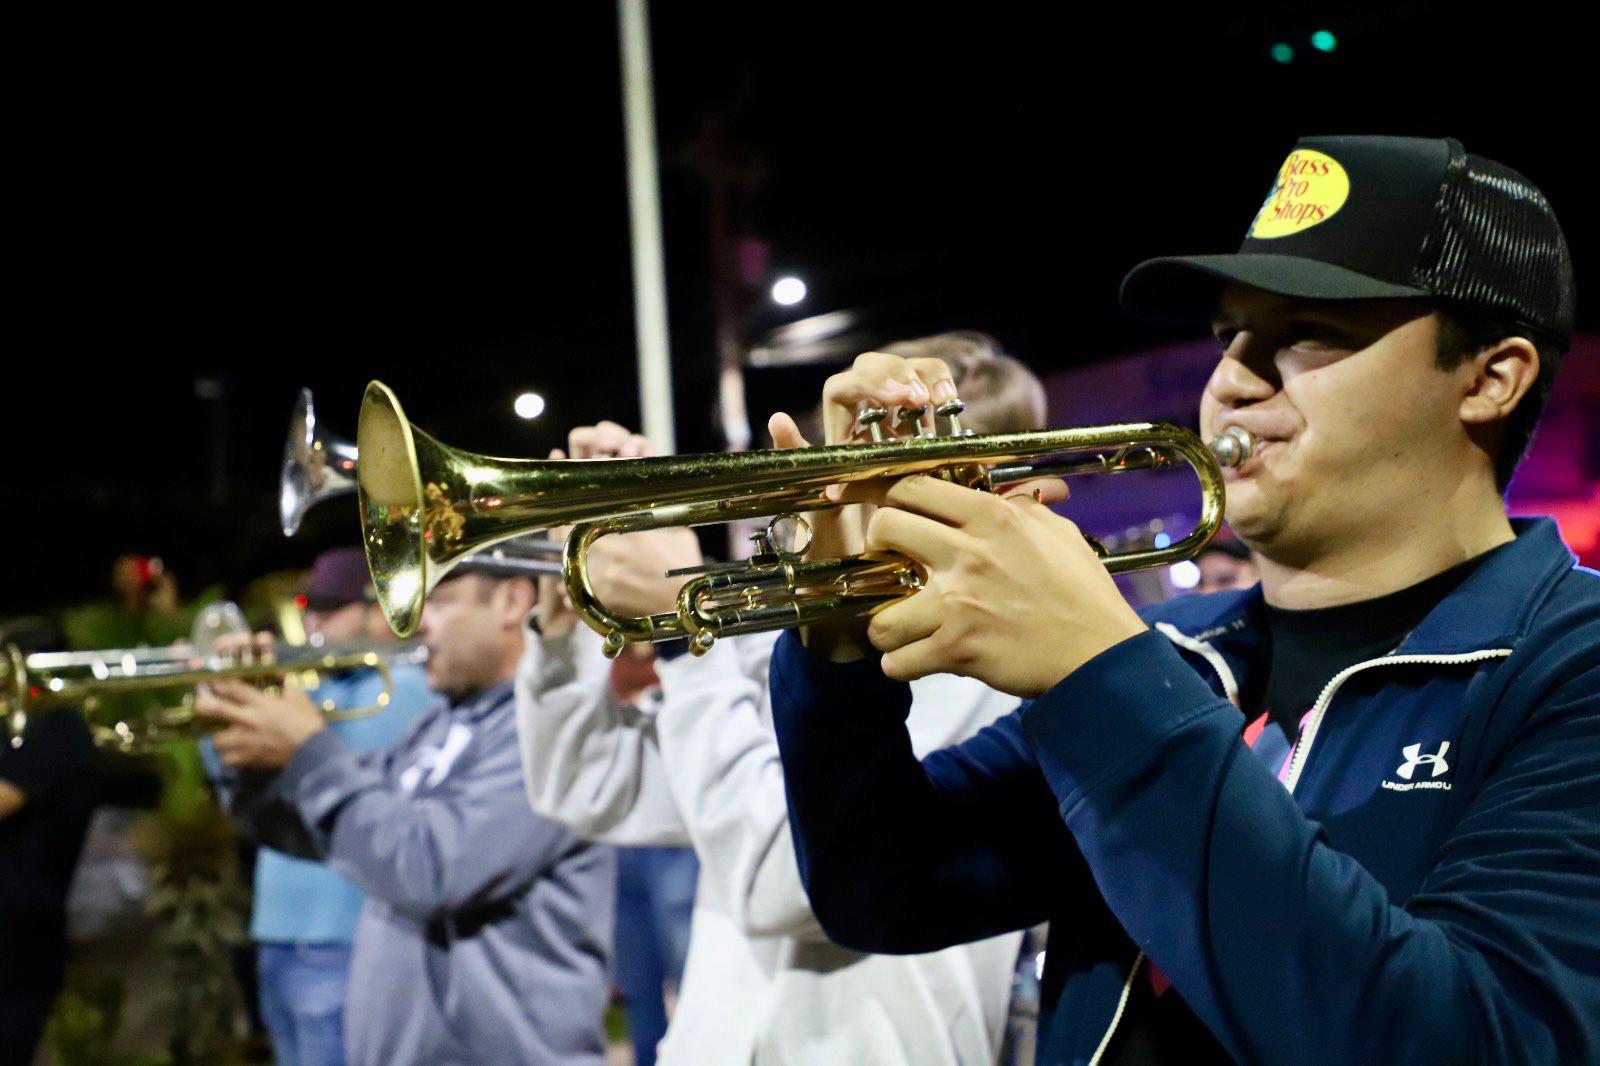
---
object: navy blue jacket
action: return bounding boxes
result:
[770,519,1600,1064]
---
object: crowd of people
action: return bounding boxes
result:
[4,135,1596,1066]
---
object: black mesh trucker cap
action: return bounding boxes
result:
[1120,136,1576,349]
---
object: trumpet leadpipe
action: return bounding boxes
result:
[987,427,1253,485]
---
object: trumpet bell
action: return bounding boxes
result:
[357,381,432,639]
[281,388,361,537]
[356,384,587,636]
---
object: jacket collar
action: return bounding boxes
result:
[1158,517,1575,662]
[451,679,516,724]
[1396,517,1574,654]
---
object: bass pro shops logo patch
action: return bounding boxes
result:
[1249,149,1350,239]
[1381,741,1452,793]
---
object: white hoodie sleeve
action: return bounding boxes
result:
[647,629,824,938]
[512,618,688,846]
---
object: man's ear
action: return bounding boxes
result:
[1459,337,1540,426]
[496,576,537,627]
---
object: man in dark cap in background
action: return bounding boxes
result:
[1192,534,1257,596]
[198,539,615,1066]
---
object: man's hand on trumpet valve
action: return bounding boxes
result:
[769,350,1071,671]
[766,351,959,659]
[194,632,327,768]
[817,350,961,446]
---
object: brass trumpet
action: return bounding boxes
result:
[3,602,426,752]
[357,380,1252,656]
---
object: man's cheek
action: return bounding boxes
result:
[1197,392,1221,438]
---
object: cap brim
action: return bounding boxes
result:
[1120,254,1428,322]
[449,558,539,581]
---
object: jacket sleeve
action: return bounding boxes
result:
[202,738,324,860]
[649,631,824,938]
[512,619,688,846]
[205,668,435,860]
[278,714,582,917]
[768,630,1089,954]
[1021,629,1600,1065]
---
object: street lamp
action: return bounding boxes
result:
[514,392,546,420]
[771,276,807,306]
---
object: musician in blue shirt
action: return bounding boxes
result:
[230,548,432,1066]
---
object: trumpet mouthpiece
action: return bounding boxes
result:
[1209,426,1254,468]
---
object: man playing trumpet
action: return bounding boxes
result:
[198,543,615,1066]
[767,136,1600,1063]
[207,548,433,1066]
[516,333,1049,1064]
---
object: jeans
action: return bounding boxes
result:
[614,846,698,1066]
[257,941,352,1066]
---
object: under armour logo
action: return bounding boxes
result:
[1396,742,1451,781]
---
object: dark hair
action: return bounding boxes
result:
[1433,303,1565,492]
[1199,535,1252,562]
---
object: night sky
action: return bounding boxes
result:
[9,1,1589,613]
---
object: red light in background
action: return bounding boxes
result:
[1513,486,1600,568]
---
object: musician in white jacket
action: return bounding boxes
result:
[514,333,1050,1065]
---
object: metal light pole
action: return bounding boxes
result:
[617,0,675,452]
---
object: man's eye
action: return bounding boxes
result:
[1289,323,1351,347]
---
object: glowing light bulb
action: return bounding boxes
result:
[514,392,546,420]
[771,276,807,306]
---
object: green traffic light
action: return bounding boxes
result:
[1311,30,1338,52]
[1271,42,1295,64]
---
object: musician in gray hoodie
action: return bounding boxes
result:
[200,543,614,1066]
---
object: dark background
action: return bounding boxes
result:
[7,1,1589,611]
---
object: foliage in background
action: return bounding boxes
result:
[45,740,252,1065]
[44,972,124,1066]
[60,587,226,652]
[137,742,247,1064]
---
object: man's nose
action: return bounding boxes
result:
[1208,336,1278,408]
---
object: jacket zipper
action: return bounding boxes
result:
[1280,649,1512,793]
[1154,624,1240,706]
[1087,951,1144,1066]
[1085,635,1511,1060]
[1088,628,1240,1064]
